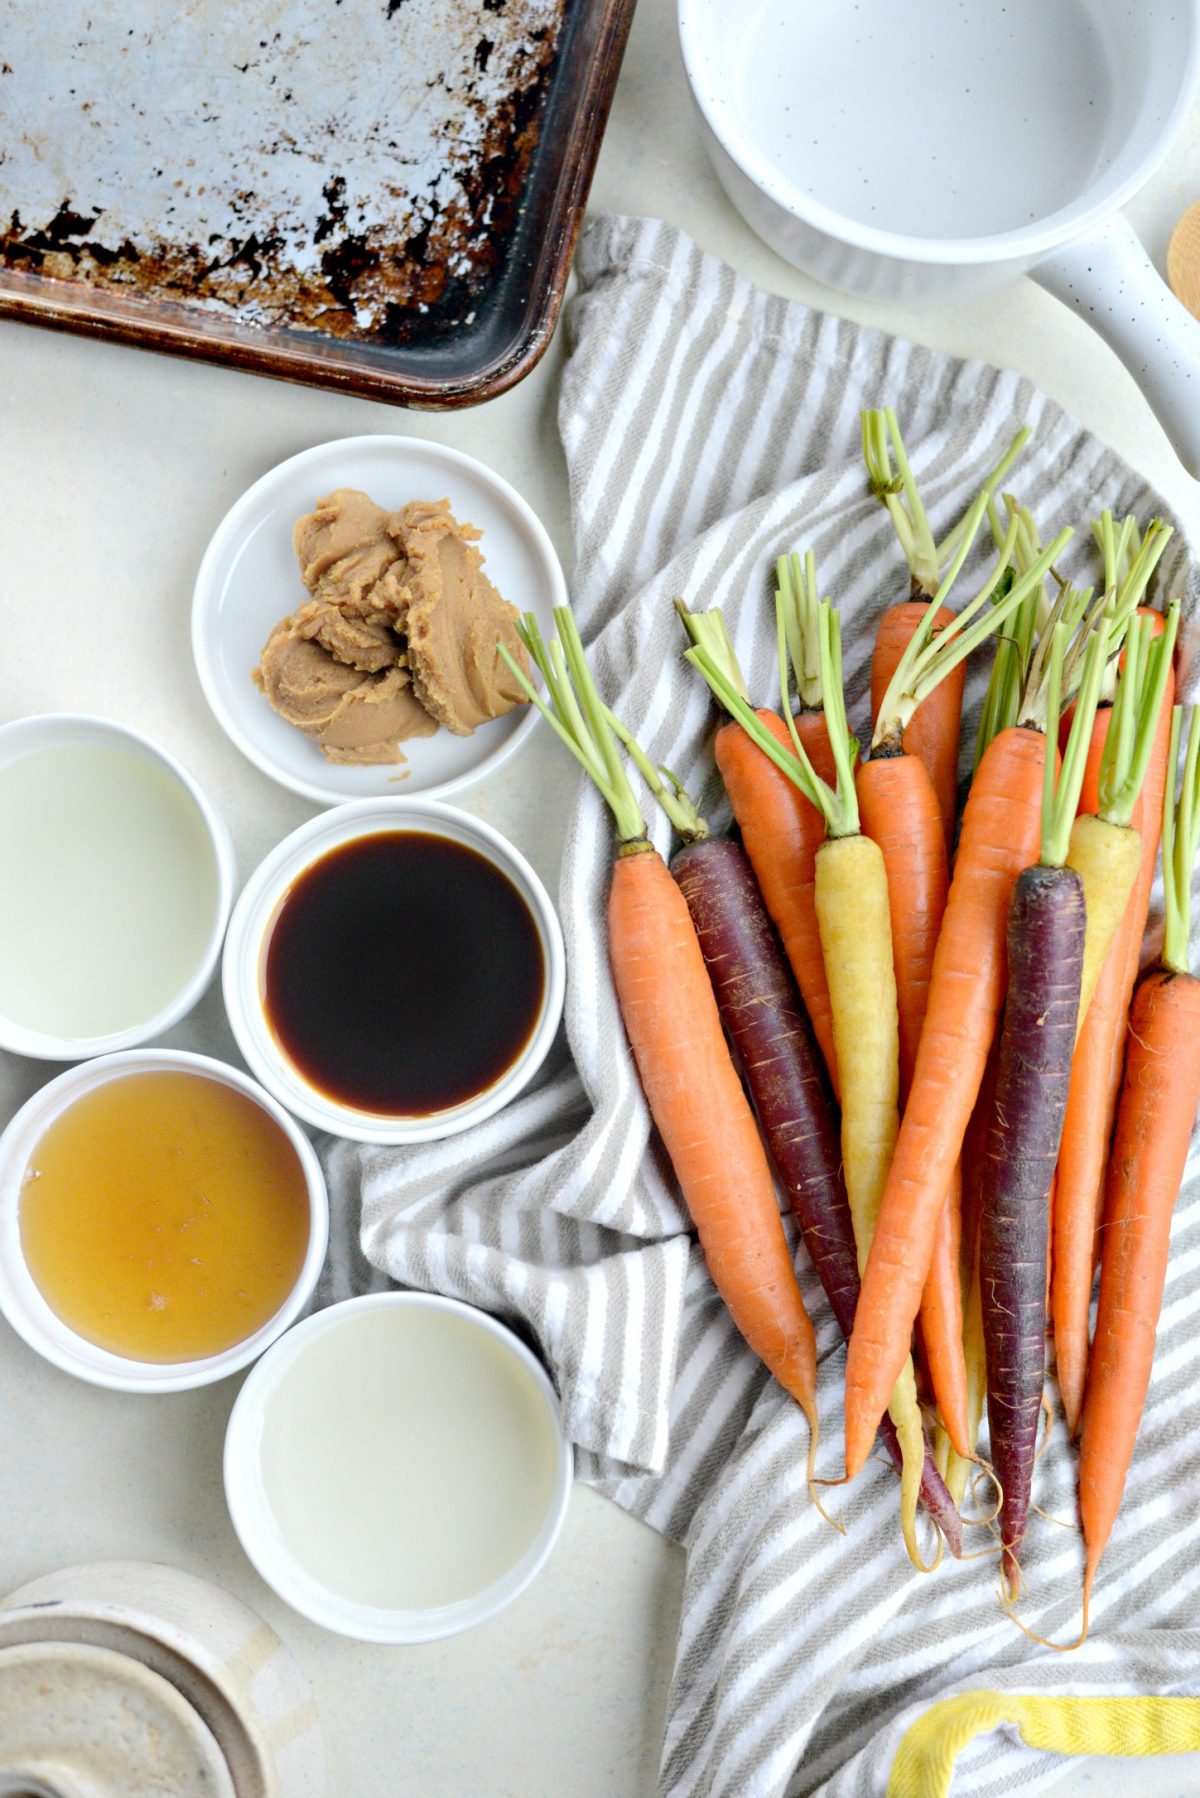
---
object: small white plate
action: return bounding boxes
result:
[192,435,565,808]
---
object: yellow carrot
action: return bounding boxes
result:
[1066,596,1178,1030]
[689,587,937,1569]
[815,831,930,1563]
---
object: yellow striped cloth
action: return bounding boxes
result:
[889,1691,1200,1796]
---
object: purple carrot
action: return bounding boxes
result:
[980,863,1085,1590]
[979,617,1104,1595]
[671,831,963,1556]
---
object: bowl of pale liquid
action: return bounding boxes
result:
[0,714,234,1059]
[223,1293,574,1643]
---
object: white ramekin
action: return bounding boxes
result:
[221,798,565,1145]
[0,1050,329,1393]
[0,715,235,1061]
[223,1292,574,1645]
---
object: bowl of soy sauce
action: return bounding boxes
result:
[222,800,565,1144]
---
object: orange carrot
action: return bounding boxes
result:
[609,847,819,1413]
[921,1171,966,1438]
[504,609,820,1443]
[863,410,1028,860]
[845,722,1054,1475]
[854,505,1049,1460]
[936,1029,1002,1499]
[871,601,963,862]
[857,754,947,1093]
[1078,706,1200,1626]
[715,705,840,1092]
[1053,606,1175,1432]
[859,747,965,1448]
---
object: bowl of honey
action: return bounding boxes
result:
[221,799,566,1145]
[0,1050,328,1391]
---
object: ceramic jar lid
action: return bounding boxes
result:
[0,1640,236,1798]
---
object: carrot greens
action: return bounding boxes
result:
[862,409,1029,596]
[1162,704,1200,975]
[501,611,645,847]
[871,510,1069,751]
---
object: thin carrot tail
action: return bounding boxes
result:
[919,1174,969,1457]
[942,1250,986,1506]
[890,1358,943,1573]
[804,1402,843,1534]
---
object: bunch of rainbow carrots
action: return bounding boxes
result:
[499,409,1198,1635]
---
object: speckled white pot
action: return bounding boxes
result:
[0,1562,325,1798]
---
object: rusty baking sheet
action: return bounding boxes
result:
[0,0,634,407]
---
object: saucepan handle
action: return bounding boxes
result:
[1032,213,1200,480]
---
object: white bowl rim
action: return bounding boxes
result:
[0,714,236,1061]
[0,1049,329,1393]
[221,796,566,1145]
[677,0,1200,267]
[191,432,566,809]
[223,1290,574,1645]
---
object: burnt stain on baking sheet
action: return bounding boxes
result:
[0,1,564,346]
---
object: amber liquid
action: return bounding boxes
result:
[20,1073,311,1362]
[262,831,546,1116]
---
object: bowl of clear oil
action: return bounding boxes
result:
[0,715,234,1059]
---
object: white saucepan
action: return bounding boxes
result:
[680,0,1200,475]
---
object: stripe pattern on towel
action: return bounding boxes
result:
[322,214,1200,1798]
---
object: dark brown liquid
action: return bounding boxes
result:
[263,831,546,1117]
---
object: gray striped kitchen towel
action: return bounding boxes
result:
[321,214,1200,1797]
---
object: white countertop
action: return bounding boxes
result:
[3,1,1200,1792]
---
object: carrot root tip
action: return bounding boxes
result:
[805,1410,846,1535]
